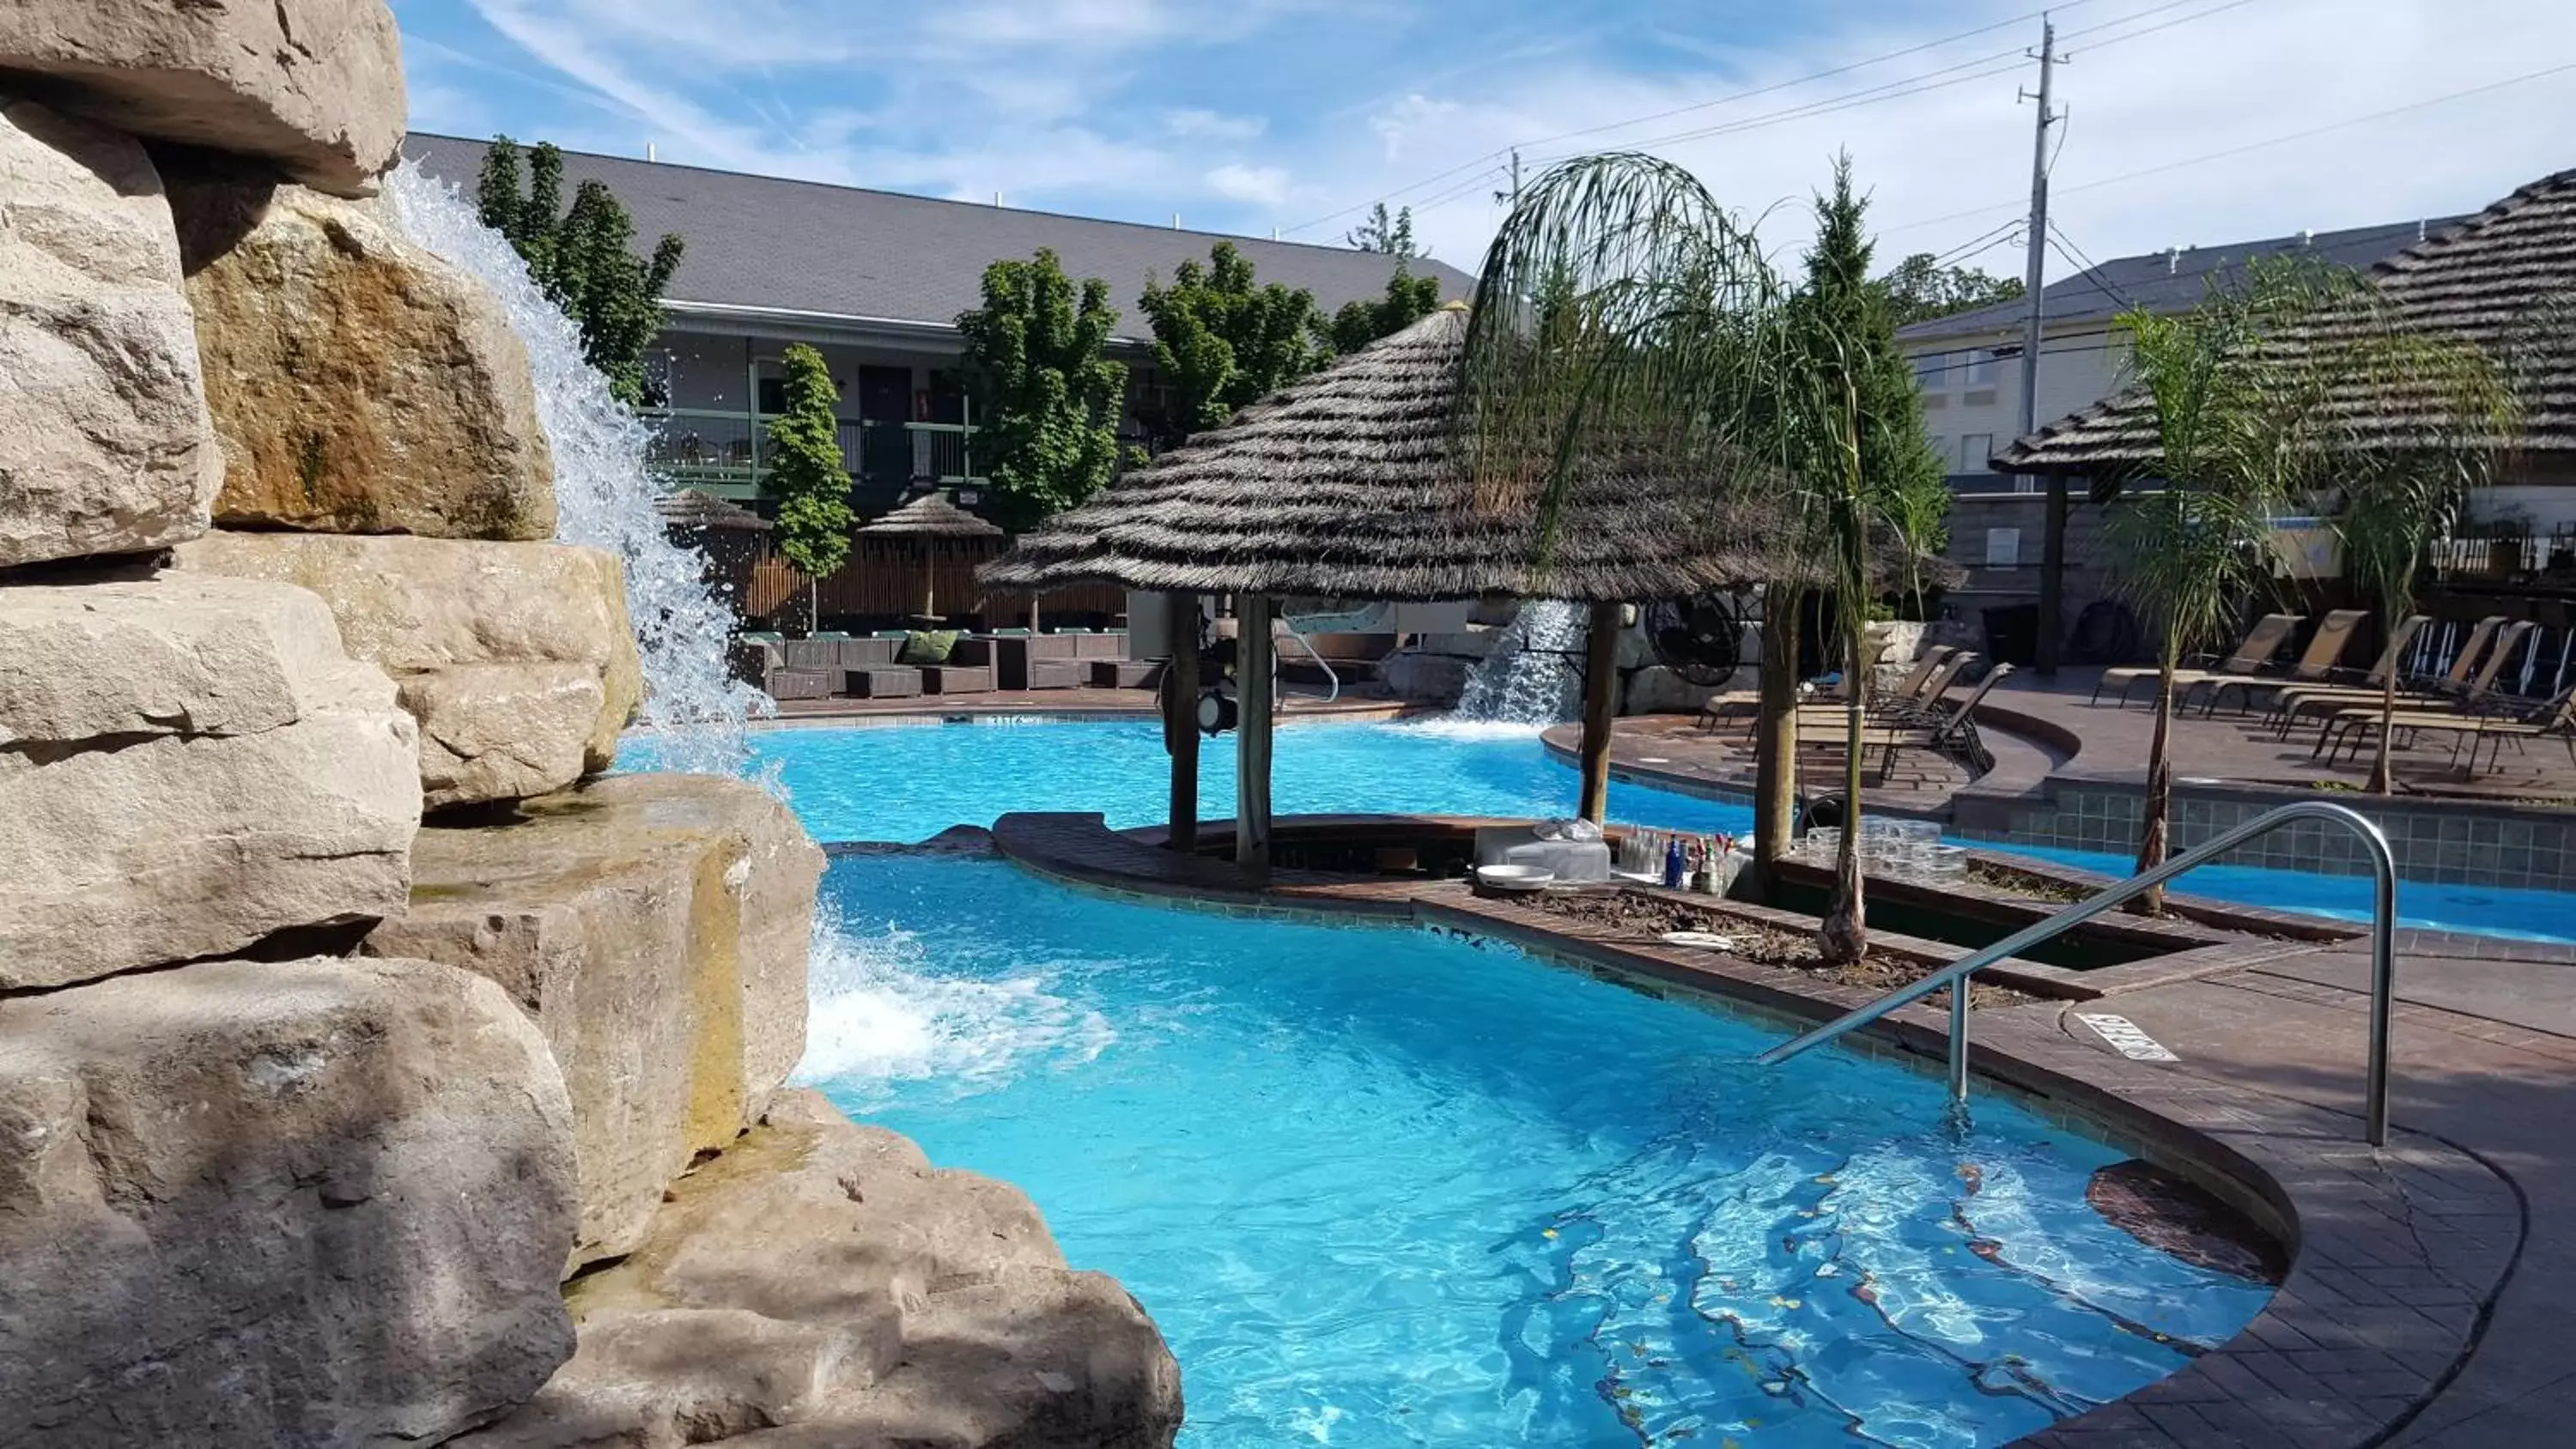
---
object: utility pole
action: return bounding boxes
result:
[1510,148,1523,206]
[2018,15,2068,676]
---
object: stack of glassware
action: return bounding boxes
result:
[1794,818,1971,885]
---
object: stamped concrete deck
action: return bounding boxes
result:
[977,810,2573,1449]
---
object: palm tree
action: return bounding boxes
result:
[1454,151,1925,961]
[2328,300,2518,792]
[2105,258,2363,908]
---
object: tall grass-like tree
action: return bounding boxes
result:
[955,250,1130,531]
[1452,151,1913,959]
[762,344,853,630]
[1789,157,1950,961]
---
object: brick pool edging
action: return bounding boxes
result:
[978,810,2525,1449]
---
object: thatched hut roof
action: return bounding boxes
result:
[654,488,769,530]
[982,306,1798,603]
[860,492,1005,539]
[1999,167,2576,476]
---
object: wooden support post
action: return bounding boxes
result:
[1579,599,1622,822]
[1164,591,1200,854]
[1235,594,1275,873]
[2038,476,2069,677]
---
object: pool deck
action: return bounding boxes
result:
[975,809,2576,1449]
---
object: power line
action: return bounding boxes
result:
[1278,0,2124,236]
[2048,220,2137,309]
[2062,0,2270,53]
[1885,58,2576,240]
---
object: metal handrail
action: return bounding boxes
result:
[1756,800,2401,1145]
[1274,618,1342,704]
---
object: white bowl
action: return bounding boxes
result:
[1475,864,1556,891]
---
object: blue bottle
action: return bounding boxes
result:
[1663,835,1686,889]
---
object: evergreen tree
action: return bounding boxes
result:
[1346,202,1419,256]
[1799,169,1953,566]
[762,344,854,626]
[477,136,684,405]
[1326,264,1445,355]
[1139,241,1327,448]
[954,249,1129,531]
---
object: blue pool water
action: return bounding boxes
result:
[641,718,2576,942]
[807,854,2270,1448]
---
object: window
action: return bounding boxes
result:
[1963,351,2000,386]
[1911,350,1949,388]
[1984,528,2021,567]
[1958,433,1996,474]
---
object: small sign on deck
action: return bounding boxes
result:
[2075,1013,2179,1063]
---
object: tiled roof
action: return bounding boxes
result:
[403,134,1476,336]
[1899,217,2458,345]
[1998,169,2576,473]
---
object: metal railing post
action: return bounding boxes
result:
[1758,801,2403,1146]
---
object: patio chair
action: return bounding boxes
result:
[2261,613,2435,734]
[2317,680,2576,776]
[2276,616,2526,743]
[2196,609,2367,715]
[1693,640,1902,731]
[1866,663,2017,778]
[2092,613,2300,708]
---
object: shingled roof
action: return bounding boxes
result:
[403,134,1474,335]
[1998,168,2576,475]
[981,306,1808,603]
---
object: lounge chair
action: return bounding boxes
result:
[2196,609,2368,715]
[2317,681,2576,775]
[1695,640,1913,731]
[2259,613,2436,734]
[2092,613,2300,708]
[2275,616,2525,741]
[1864,664,2017,777]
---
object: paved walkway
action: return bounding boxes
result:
[2068,937,2576,1446]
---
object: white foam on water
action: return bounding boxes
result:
[384,163,771,777]
[1449,599,1586,724]
[794,906,1115,1107]
[1388,718,1550,743]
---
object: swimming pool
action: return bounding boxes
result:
[809,853,2271,1448]
[644,718,2576,942]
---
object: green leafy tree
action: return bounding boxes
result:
[1327,265,1446,354]
[762,344,854,628]
[477,136,683,405]
[1874,252,2025,329]
[1139,242,1327,448]
[954,249,1129,531]
[1346,202,1419,256]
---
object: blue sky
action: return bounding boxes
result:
[395,0,2575,275]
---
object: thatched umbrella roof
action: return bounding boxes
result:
[654,488,769,530]
[1999,167,2576,476]
[983,306,1799,603]
[860,492,1005,538]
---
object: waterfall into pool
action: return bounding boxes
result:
[1450,599,1585,724]
[385,164,770,776]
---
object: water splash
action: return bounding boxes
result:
[1450,599,1586,724]
[794,903,1115,1110]
[384,163,771,775]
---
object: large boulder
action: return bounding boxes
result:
[457,1092,1183,1449]
[1377,648,1475,705]
[0,97,220,567]
[0,574,420,990]
[365,773,826,1269]
[176,532,642,807]
[170,174,557,541]
[0,955,579,1447]
[0,0,404,196]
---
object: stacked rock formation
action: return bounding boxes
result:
[0,5,1181,1447]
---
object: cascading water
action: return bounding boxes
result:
[1449,598,1587,724]
[385,164,771,777]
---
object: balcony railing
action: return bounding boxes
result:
[641,408,981,498]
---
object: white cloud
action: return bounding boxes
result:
[1206,163,1293,206]
[1165,107,1268,142]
